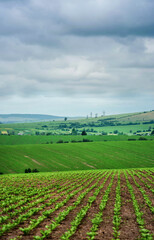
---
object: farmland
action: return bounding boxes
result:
[0,111,154,136]
[0,168,153,239]
[0,111,153,239]
[0,141,154,174]
[0,134,154,145]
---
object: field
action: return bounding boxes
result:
[0,111,154,136]
[0,141,154,174]
[0,168,153,240]
[0,111,153,239]
[0,134,154,145]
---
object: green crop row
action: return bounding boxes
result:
[124,171,153,240]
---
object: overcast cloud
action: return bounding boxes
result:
[0,0,154,116]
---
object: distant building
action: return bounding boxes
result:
[1,131,8,135]
[18,132,24,135]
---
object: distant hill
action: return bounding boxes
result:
[0,110,153,124]
[0,114,66,123]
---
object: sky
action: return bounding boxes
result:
[0,0,154,117]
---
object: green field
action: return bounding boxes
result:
[0,111,154,136]
[0,134,154,145]
[0,112,153,239]
[0,141,154,174]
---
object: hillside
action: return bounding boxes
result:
[0,141,154,174]
[0,114,66,123]
[0,110,154,136]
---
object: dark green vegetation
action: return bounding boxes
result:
[0,141,154,174]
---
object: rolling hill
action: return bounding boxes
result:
[0,114,66,123]
[0,141,154,174]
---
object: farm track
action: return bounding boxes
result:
[0,169,153,240]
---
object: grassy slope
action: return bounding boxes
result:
[0,141,154,174]
[0,110,154,131]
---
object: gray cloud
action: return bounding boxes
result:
[0,0,154,115]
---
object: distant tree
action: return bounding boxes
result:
[138,137,147,141]
[72,128,77,135]
[25,168,39,173]
[113,130,118,134]
[57,140,63,143]
[151,130,154,135]
[32,169,39,173]
[83,138,93,142]
[64,117,67,121]
[81,130,87,135]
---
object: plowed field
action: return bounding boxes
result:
[0,168,153,239]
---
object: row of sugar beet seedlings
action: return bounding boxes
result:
[0,168,153,240]
[0,172,91,224]
[0,171,102,236]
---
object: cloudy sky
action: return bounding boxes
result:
[0,0,154,117]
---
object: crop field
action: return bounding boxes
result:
[0,168,153,240]
[0,134,154,145]
[0,141,154,174]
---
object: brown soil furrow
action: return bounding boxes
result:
[119,173,140,240]
[139,172,154,181]
[130,173,154,206]
[94,174,118,240]
[134,173,154,190]
[127,173,154,235]
[135,174,153,186]
[52,173,113,240]
[1,173,104,240]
